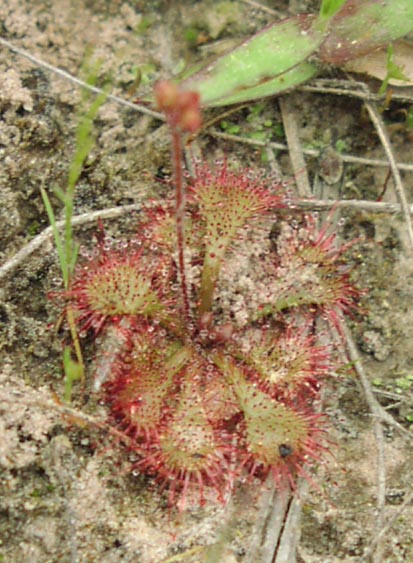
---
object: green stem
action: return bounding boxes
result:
[199,259,220,314]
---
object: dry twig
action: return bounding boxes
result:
[302,78,413,105]
[294,198,413,214]
[0,204,142,282]
[240,0,278,16]
[211,130,413,173]
[337,320,412,563]
[279,95,312,197]
[363,100,413,253]
[339,320,412,439]
[362,491,413,561]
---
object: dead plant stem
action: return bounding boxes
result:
[363,491,413,561]
[0,204,141,282]
[279,95,312,197]
[211,130,413,172]
[363,100,413,253]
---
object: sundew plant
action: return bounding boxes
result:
[60,81,362,510]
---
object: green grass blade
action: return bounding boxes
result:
[63,345,84,403]
[319,0,347,20]
[41,187,69,287]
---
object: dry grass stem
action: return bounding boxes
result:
[295,198,413,214]
[279,95,312,197]
[302,78,413,105]
[211,130,413,172]
[362,491,413,561]
[363,100,413,253]
[331,318,408,563]
[0,204,142,282]
[338,320,412,439]
[240,0,278,16]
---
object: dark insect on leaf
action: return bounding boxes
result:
[279,443,293,458]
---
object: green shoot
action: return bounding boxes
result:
[42,57,106,288]
[41,56,107,395]
[319,0,346,20]
[41,187,68,285]
[63,346,83,403]
[378,43,410,96]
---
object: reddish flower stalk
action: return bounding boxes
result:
[155,81,202,332]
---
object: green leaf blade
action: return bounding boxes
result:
[320,0,413,64]
[181,15,324,106]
